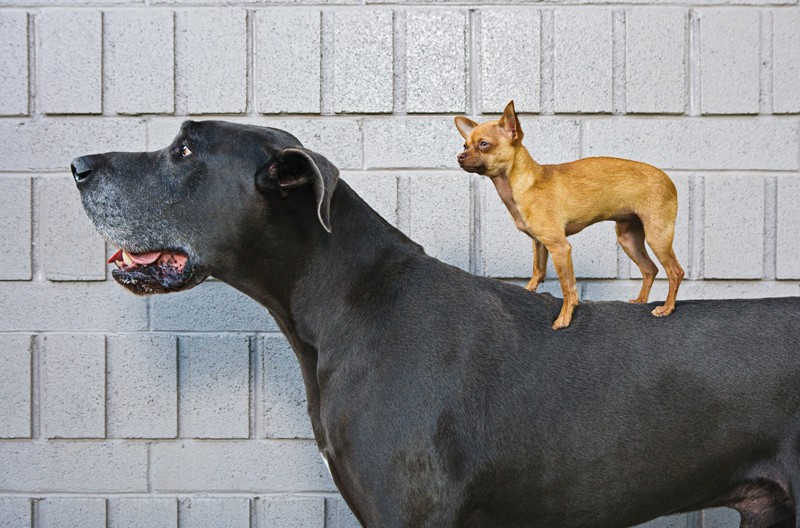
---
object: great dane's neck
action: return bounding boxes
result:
[218,180,423,448]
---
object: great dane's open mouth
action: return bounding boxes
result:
[107,247,193,294]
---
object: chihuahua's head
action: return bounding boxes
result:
[454,100,524,178]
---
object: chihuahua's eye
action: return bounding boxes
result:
[463,144,467,150]
[479,141,489,148]
[180,144,192,157]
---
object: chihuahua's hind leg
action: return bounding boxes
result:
[525,239,549,291]
[643,223,685,317]
[615,217,658,304]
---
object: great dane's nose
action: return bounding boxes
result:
[71,156,93,185]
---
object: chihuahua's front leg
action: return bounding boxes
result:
[539,235,578,330]
[525,239,549,292]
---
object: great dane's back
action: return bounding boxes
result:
[73,120,800,528]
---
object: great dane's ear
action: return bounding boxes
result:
[261,147,340,233]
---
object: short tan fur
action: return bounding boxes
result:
[455,101,684,330]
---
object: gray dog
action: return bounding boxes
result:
[73,120,800,528]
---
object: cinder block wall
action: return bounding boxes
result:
[0,0,798,525]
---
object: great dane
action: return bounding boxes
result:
[72,120,800,528]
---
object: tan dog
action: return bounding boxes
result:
[455,101,684,330]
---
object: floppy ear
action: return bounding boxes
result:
[454,116,478,140]
[498,100,523,142]
[260,147,340,233]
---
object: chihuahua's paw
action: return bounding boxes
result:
[628,297,648,304]
[651,305,675,317]
[551,316,571,330]
[525,280,541,292]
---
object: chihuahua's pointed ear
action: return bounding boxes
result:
[498,100,524,142]
[259,147,340,233]
[454,116,479,140]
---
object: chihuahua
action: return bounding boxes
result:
[455,101,684,330]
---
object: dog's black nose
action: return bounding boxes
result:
[71,156,93,184]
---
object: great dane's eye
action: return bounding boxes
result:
[180,144,192,157]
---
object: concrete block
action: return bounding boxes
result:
[39,499,105,528]
[406,10,466,113]
[340,173,398,226]
[582,118,798,171]
[480,9,540,114]
[151,281,277,332]
[0,176,31,280]
[703,508,741,527]
[699,10,760,114]
[183,9,247,114]
[480,176,536,278]
[704,174,764,279]
[40,176,106,281]
[566,222,619,279]
[773,11,800,113]
[0,11,28,116]
[259,497,324,528]
[519,117,581,164]
[325,498,361,528]
[553,9,613,113]
[0,499,30,528]
[108,498,177,528]
[334,10,393,113]
[42,334,105,438]
[38,10,101,114]
[105,11,174,114]
[256,10,321,114]
[151,440,335,492]
[633,514,690,527]
[0,118,146,172]
[0,334,32,438]
[107,335,178,439]
[0,442,147,491]
[0,281,148,332]
[261,335,313,439]
[180,498,250,528]
[398,172,471,270]
[777,176,800,279]
[625,8,687,114]
[264,118,362,170]
[179,335,250,439]
[363,117,461,169]
[629,172,690,279]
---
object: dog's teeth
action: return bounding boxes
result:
[122,251,134,266]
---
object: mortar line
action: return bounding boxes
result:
[103,335,109,440]
[690,173,705,280]
[392,9,407,116]
[468,8,480,117]
[27,11,36,117]
[612,9,626,115]
[759,10,773,115]
[763,176,777,280]
[250,334,261,440]
[246,9,256,117]
[688,9,700,117]
[173,10,187,116]
[540,9,555,115]
[31,334,41,440]
[320,10,334,116]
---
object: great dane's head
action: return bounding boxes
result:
[72,120,339,295]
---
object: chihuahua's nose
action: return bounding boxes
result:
[457,152,467,163]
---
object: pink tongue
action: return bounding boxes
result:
[128,251,162,265]
[106,249,162,265]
